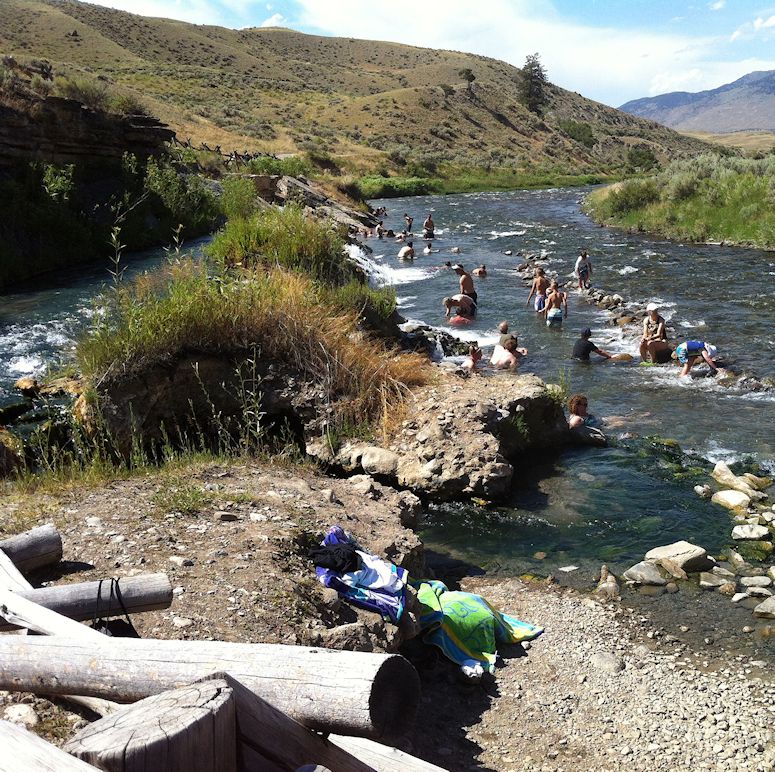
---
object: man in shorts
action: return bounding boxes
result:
[543,280,567,326]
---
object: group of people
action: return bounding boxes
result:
[462,321,528,373]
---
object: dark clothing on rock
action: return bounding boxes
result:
[308,543,359,574]
[572,338,599,361]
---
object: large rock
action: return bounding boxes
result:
[622,561,666,586]
[742,472,772,491]
[360,447,399,477]
[732,524,771,541]
[699,572,730,589]
[711,461,766,501]
[643,541,714,572]
[753,596,775,619]
[712,489,751,512]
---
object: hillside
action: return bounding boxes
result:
[620,71,775,133]
[0,0,711,175]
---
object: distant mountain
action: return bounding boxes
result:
[620,71,775,132]
[0,0,710,170]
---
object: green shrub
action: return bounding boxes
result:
[220,176,257,220]
[627,145,658,171]
[54,75,110,111]
[607,178,660,214]
[245,156,312,177]
[558,120,596,149]
[109,91,150,116]
[353,176,436,198]
[208,204,355,285]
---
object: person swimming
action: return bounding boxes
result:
[472,264,487,277]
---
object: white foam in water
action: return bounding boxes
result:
[346,244,434,288]
[487,230,526,238]
[679,319,706,329]
[617,266,638,275]
[8,354,45,375]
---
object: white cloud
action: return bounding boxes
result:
[753,14,775,30]
[709,0,725,10]
[260,12,286,27]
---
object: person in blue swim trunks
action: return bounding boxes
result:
[543,279,567,326]
[526,267,550,312]
[674,340,719,377]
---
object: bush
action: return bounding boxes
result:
[558,120,596,149]
[208,204,356,285]
[353,176,436,199]
[627,145,658,171]
[607,178,660,214]
[245,156,312,177]
[54,75,110,111]
[109,91,150,116]
[219,177,257,221]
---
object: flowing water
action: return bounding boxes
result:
[1,190,774,653]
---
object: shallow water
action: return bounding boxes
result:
[366,188,775,589]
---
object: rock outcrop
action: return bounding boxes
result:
[309,374,569,501]
[0,93,173,168]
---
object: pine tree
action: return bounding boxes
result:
[519,53,549,114]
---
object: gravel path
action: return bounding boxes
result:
[407,577,774,771]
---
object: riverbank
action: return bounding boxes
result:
[2,458,773,770]
[583,154,775,250]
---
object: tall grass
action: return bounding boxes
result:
[587,154,775,247]
[207,204,358,284]
[76,260,426,432]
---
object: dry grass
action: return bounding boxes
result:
[682,130,775,154]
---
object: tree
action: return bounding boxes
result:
[519,53,549,114]
[458,68,476,96]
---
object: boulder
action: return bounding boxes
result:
[360,447,399,477]
[13,376,39,398]
[657,558,688,581]
[622,561,666,586]
[711,461,766,501]
[712,489,751,512]
[699,572,730,589]
[753,596,775,619]
[731,524,771,541]
[740,576,772,588]
[742,473,772,491]
[643,541,714,572]
[693,484,712,498]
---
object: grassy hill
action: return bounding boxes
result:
[1,0,711,180]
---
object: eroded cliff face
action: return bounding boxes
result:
[0,93,172,168]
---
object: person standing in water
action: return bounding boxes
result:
[423,213,435,239]
[543,280,567,326]
[639,303,672,364]
[404,213,414,233]
[526,267,550,312]
[397,241,415,260]
[453,264,477,307]
[574,250,592,290]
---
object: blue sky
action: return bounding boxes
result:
[87,1,775,106]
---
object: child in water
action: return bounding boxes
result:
[462,345,482,374]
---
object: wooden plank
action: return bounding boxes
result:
[0,636,421,740]
[330,736,449,771]
[0,573,173,631]
[0,548,32,591]
[0,524,62,572]
[64,679,237,772]
[0,719,101,771]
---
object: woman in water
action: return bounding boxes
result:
[567,394,607,445]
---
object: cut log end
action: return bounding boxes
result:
[369,653,421,740]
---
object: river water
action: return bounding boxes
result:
[1,189,774,653]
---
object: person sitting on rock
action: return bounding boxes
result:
[543,280,567,326]
[526,267,550,312]
[461,344,482,374]
[639,303,672,364]
[397,241,415,261]
[443,294,476,318]
[572,328,612,362]
[472,264,487,277]
[673,340,720,377]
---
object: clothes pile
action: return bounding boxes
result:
[309,526,407,623]
[309,526,543,676]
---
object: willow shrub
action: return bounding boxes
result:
[77,261,425,432]
[208,204,358,285]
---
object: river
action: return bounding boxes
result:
[1,188,773,654]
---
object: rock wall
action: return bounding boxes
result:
[0,94,173,168]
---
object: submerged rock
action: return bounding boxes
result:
[622,561,666,586]
[753,596,775,619]
[699,572,730,589]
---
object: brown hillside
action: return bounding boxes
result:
[0,0,711,171]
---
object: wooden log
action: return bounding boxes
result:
[0,524,62,572]
[0,636,420,740]
[0,548,31,591]
[195,672,373,772]
[329,736,448,771]
[0,719,101,771]
[0,573,173,631]
[64,679,237,772]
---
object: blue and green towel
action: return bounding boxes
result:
[412,579,543,673]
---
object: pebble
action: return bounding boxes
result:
[171,616,194,628]
[169,555,194,567]
[3,704,38,728]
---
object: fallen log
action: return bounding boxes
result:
[0,573,172,631]
[0,524,62,572]
[0,635,420,740]
[64,679,237,772]
[198,672,373,772]
[0,719,100,771]
[329,736,448,771]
